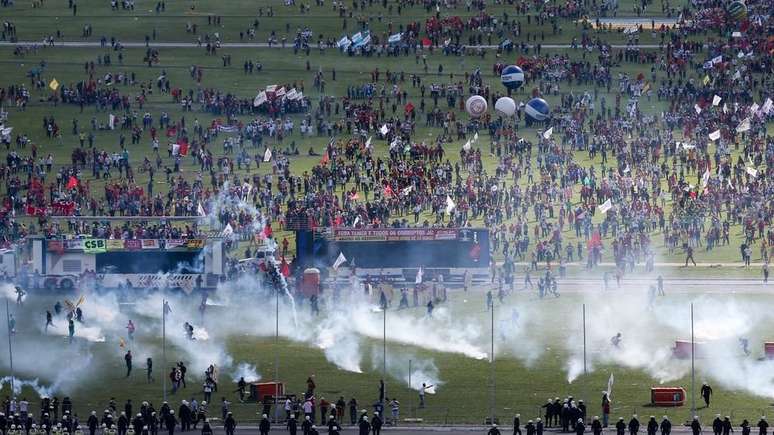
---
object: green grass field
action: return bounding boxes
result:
[0,0,773,427]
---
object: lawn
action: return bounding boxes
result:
[0,0,773,426]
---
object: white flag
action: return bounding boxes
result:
[462,140,471,151]
[263,147,272,162]
[222,223,234,236]
[694,104,702,114]
[746,167,757,178]
[332,252,347,270]
[401,185,413,196]
[197,202,206,217]
[701,169,710,188]
[598,198,612,214]
[606,373,615,401]
[543,127,553,139]
[109,114,116,129]
[712,95,721,106]
[473,132,479,142]
[736,118,751,133]
[365,136,372,149]
[762,98,773,115]
[732,70,741,81]
[711,55,723,65]
[172,143,180,155]
[253,91,267,107]
[415,266,423,284]
[445,195,456,214]
[750,103,759,114]
[380,124,389,135]
[709,130,721,141]
[722,103,728,113]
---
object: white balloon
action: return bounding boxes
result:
[465,95,488,118]
[494,97,516,116]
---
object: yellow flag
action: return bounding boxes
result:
[49,78,60,91]
[702,75,710,86]
[76,294,85,307]
[119,338,126,348]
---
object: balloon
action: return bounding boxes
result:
[500,65,525,90]
[525,98,550,121]
[494,97,516,116]
[727,0,747,20]
[465,95,488,118]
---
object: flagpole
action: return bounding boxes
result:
[274,287,280,423]
[162,298,167,402]
[6,299,14,393]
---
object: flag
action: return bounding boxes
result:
[736,118,751,133]
[750,102,759,114]
[253,91,267,107]
[598,198,612,214]
[462,140,471,151]
[543,127,553,139]
[711,55,723,65]
[197,202,206,217]
[473,132,479,142]
[445,195,456,214]
[762,98,773,115]
[49,78,60,91]
[66,176,78,190]
[119,338,126,349]
[285,89,298,101]
[606,373,615,401]
[694,104,702,114]
[320,151,329,165]
[421,37,432,48]
[746,167,757,178]
[333,252,347,270]
[263,147,272,162]
[178,141,189,156]
[701,169,710,188]
[415,266,423,284]
[108,114,116,130]
[337,35,351,49]
[388,33,402,44]
[222,223,234,236]
[163,300,172,315]
[280,257,290,277]
[712,95,721,106]
[404,102,415,113]
[401,185,413,196]
[732,70,741,81]
[365,136,372,149]
[384,185,395,197]
[172,143,180,156]
[380,124,389,135]
[709,130,721,141]
[702,75,710,86]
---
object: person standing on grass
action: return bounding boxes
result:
[124,351,133,377]
[701,383,713,407]
[146,358,153,383]
[418,383,433,408]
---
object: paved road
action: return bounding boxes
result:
[201,425,713,434]
[0,41,662,49]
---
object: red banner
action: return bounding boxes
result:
[124,239,142,250]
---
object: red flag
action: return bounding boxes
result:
[404,102,415,113]
[178,141,189,156]
[280,257,290,277]
[165,126,177,137]
[421,37,432,48]
[320,151,330,165]
[66,176,78,190]
[384,185,395,197]
[261,223,273,239]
